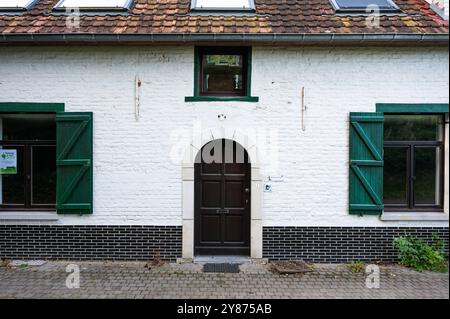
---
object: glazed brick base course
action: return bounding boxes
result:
[1,225,448,262]
[0,225,182,261]
[263,227,449,263]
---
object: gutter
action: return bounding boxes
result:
[0,32,448,44]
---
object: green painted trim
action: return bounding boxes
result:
[187,46,258,103]
[376,103,449,113]
[193,46,200,97]
[246,47,253,97]
[185,96,259,102]
[0,102,65,113]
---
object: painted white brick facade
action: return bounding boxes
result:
[0,45,448,227]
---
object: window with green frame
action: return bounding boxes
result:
[383,114,445,211]
[349,103,449,216]
[0,114,57,211]
[185,47,259,102]
[0,103,93,215]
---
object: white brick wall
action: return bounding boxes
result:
[0,45,448,227]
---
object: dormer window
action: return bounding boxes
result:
[53,0,134,12]
[0,0,38,11]
[191,0,255,12]
[330,0,400,13]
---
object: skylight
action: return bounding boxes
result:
[330,0,400,13]
[191,0,255,11]
[53,0,134,11]
[0,0,37,11]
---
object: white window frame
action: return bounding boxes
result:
[0,0,39,11]
[330,0,400,13]
[191,0,256,11]
[53,0,134,12]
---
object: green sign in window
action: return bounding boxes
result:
[0,150,17,174]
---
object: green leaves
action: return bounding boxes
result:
[393,235,448,272]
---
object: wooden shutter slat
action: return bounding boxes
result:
[351,121,383,162]
[350,164,382,205]
[349,112,384,216]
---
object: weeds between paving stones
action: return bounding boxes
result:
[144,258,165,270]
[348,261,366,273]
[269,260,314,274]
[0,259,11,268]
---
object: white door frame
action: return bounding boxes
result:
[181,128,263,260]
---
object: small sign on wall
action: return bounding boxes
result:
[0,150,17,174]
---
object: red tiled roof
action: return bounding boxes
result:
[0,0,448,36]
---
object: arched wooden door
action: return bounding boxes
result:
[194,139,251,256]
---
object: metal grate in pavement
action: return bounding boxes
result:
[203,263,240,273]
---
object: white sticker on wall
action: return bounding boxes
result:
[0,150,17,174]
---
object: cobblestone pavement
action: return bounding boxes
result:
[0,261,448,299]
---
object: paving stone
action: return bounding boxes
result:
[0,261,448,299]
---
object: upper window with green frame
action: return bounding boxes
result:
[186,47,258,102]
[199,47,248,97]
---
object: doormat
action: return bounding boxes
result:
[203,263,240,273]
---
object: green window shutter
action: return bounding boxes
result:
[349,112,384,215]
[56,112,93,215]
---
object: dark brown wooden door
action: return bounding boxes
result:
[194,139,251,256]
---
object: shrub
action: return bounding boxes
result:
[393,235,448,272]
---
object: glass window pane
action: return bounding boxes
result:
[202,54,244,94]
[384,147,408,205]
[384,115,444,141]
[0,146,25,205]
[334,0,397,10]
[54,0,131,9]
[1,114,56,141]
[414,147,442,206]
[193,0,254,10]
[0,0,35,9]
[32,146,56,205]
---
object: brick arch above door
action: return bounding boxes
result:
[181,128,263,260]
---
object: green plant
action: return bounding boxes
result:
[348,261,365,273]
[393,236,448,272]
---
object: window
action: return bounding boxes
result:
[200,48,246,96]
[186,47,258,102]
[53,0,134,11]
[0,114,56,211]
[0,0,37,11]
[330,0,400,13]
[191,0,255,11]
[384,114,445,211]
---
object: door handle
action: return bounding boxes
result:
[216,209,229,214]
[244,188,250,193]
